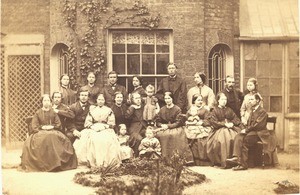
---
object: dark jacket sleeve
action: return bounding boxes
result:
[57,104,75,119]
[246,109,268,133]
[31,111,41,134]
[176,80,188,111]
[167,108,182,129]
[52,111,62,131]
[209,110,226,129]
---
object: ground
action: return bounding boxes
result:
[1,148,299,195]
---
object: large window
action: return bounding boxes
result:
[108,30,173,92]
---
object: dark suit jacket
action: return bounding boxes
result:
[66,101,90,132]
[221,88,244,118]
[102,84,128,108]
[246,106,270,144]
[156,76,188,113]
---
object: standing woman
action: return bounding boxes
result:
[155,92,193,162]
[240,78,263,125]
[21,94,77,172]
[80,72,101,105]
[187,72,215,110]
[185,94,212,165]
[111,91,128,133]
[206,92,242,168]
[125,92,147,157]
[60,74,77,105]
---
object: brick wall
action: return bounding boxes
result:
[1,0,51,93]
[50,0,238,89]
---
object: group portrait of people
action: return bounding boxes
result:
[20,62,277,172]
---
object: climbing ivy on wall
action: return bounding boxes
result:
[62,0,160,88]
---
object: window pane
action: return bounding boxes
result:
[270,44,282,60]
[270,78,282,95]
[113,54,125,74]
[270,96,282,112]
[143,77,156,89]
[257,60,270,78]
[127,44,140,53]
[289,60,299,78]
[257,43,270,60]
[142,54,154,74]
[270,60,282,77]
[156,54,168,74]
[244,43,257,60]
[262,96,270,112]
[244,60,256,77]
[290,78,300,94]
[142,45,154,53]
[288,42,299,60]
[113,44,125,53]
[290,95,300,112]
[156,32,169,53]
[258,78,269,95]
[117,77,127,88]
[127,54,140,74]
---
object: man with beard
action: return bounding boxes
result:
[156,62,188,113]
[221,75,244,118]
[52,92,75,134]
[65,89,91,143]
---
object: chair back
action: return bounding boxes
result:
[267,116,277,131]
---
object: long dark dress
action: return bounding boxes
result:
[21,108,77,172]
[60,86,77,105]
[111,103,128,133]
[206,106,241,167]
[125,105,147,157]
[185,106,212,165]
[155,105,193,162]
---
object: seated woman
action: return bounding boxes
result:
[206,92,242,168]
[21,94,77,172]
[111,91,128,133]
[155,92,193,162]
[185,94,212,166]
[73,93,122,168]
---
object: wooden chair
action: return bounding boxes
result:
[25,116,33,137]
[257,116,278,169]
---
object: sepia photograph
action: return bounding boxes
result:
[1,0,299,194]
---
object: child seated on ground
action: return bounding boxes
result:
[117,124,134,162]
[143,84,160,126]
[185,105,209,139]
[138,126,161,159]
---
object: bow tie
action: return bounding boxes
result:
[169,77,176,81]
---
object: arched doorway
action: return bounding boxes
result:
[50,43,69,93]
[208,43,233,94]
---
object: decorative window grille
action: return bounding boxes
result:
[8,55,41,141]
[59,48,69,75]
[108,30,173,92]
[1,48,5,138]
[208,45,226,94]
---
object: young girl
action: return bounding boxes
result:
[240,78,263,125]
[143,84,160,126]
[138,126,161,159]
[117,124,134,162]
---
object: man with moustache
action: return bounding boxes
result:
[221,75,244,118]
[156,62,188,113]
[226,93,274,170]
[52,92,75,134]
[65,89,90,143]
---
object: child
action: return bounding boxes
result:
[117,124,134,162]
[143,84,160,126]
[138,126,161,159]
[185,105,209,139]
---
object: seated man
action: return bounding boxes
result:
[65,89,91,143]
[226,93,270,170]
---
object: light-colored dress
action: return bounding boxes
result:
[118,135,134,160]
[187,85,216,110]
[73,105,122,167]
[138,137,161,158]
[143,96,159,122]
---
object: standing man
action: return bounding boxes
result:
[102,71,128,108]
[52,92,75,134]
[226,94,271,170]
[221,75,244,118]
[65,89,90,143]
[156,62,188,113]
